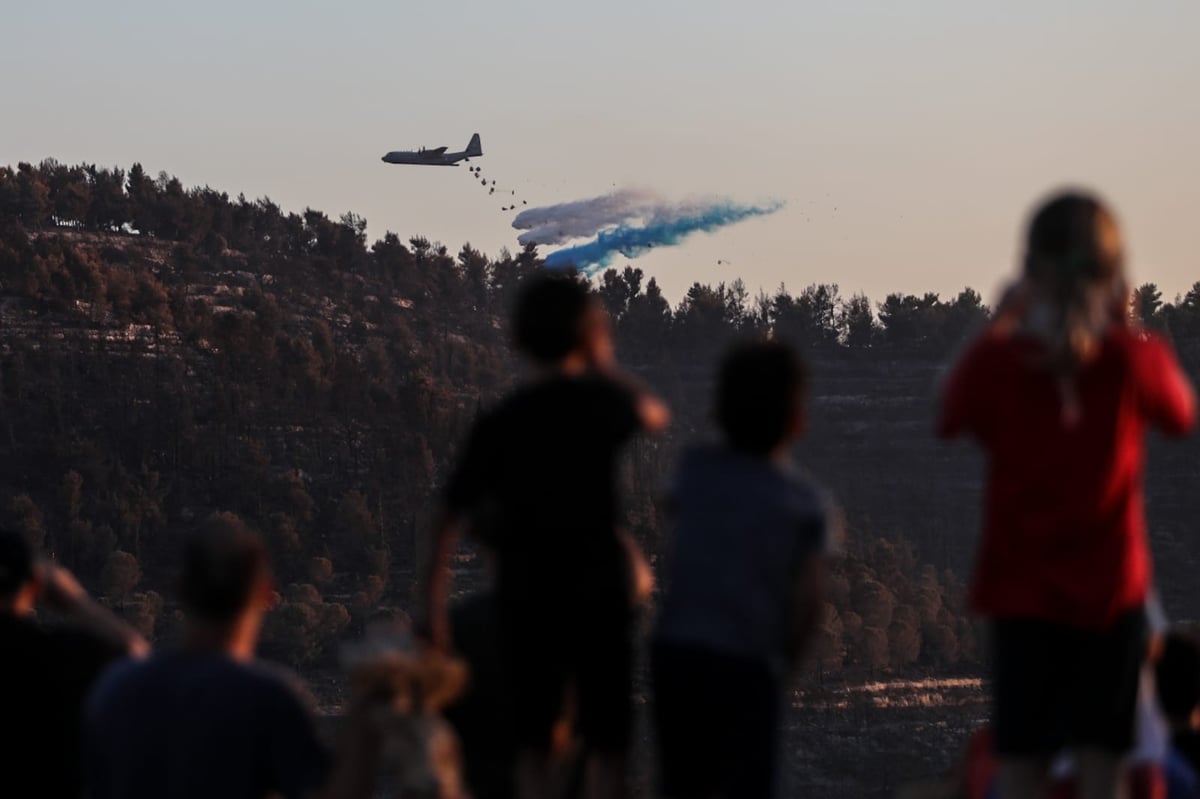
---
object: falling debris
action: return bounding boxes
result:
[457,158,531,215]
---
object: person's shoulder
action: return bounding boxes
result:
[244,659,321,712]
[780,462,841,544]
[460,391,526,444]
[780,464,833,516]
[177,655,318,715]
[1102,327,1180,376]
[677,443,725,472]
[564,372,635,405]
[495,378,577,417]
[674,444,755,487]
[1166,748,1200,792]
[776,456,823,495]
[964,328,1029,363]
[88,653,154,710]
[1109,326,1172,356]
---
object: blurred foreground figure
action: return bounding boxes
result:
[85,513,383,799]
[1156,631,1200,798]
[424,274,669,799]
[341,622,470,799]
[939,192,1196,799]
[651,340,837,799]
[0,528,147,799]
[442,590,516,799]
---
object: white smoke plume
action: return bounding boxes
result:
[512,189,663,246]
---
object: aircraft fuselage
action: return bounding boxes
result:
[381,151,466,166]
[382,134,482,167]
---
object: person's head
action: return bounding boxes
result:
[1022,191,1127,371]
[178,513,271,652]
[0,528,37,615]
[1157,631,1200,732]
[717,339,809,457]
[513,273,612,370]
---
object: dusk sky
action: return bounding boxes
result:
[4,1,1197,304]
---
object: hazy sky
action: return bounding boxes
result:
[4,1,1198,304]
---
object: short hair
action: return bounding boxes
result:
[513,273,594,364]
[0,528,34,599]
[178,513,268,623]
[717,339,809,456]
[1157,631,1200,723]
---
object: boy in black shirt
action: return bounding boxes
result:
[424,274,669,799]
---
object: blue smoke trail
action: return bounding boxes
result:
[543,200,784,274]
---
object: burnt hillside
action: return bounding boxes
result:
[2,160,1198,676]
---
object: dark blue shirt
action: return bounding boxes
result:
[1168,747,1200,799]
[85,651,329,799]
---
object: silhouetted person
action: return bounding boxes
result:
[1156,632,1200,798]
[0,528,148,799]
[443,588,515,799]
[939,191,1196,799]
[85,513,382,799]
[651,340,836,799]
[424,273,669,799]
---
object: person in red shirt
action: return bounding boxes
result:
[938,191,1195,799]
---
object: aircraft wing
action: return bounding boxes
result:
[429,146,448,154]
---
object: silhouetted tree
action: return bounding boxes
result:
[101,550,142,604]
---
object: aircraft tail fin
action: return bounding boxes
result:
[465,133,482,157]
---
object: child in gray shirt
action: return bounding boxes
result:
[652,340,837,799]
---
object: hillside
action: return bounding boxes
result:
[4,159,1200,685]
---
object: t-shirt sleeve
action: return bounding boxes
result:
[937,335,993,440]
[1135,335,1196,436]
[817,496,844,557]
[792,484,839,561]
[264,677,331,799]
[443,413,497,514]
[805,489,842,558]
[55,627,128,686]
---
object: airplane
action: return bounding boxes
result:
[381,133,482,166]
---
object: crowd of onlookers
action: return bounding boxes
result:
[3,189,1199,799]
